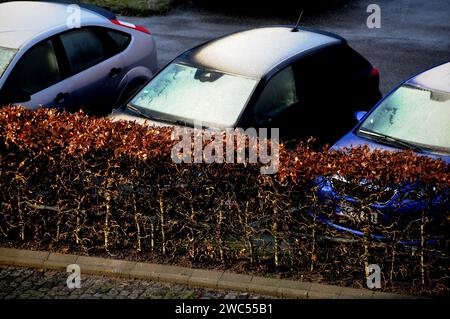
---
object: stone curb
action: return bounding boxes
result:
[0,247,412,299]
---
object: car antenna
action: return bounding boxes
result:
[291,10,304,32]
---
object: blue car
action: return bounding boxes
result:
[317,61,450,245]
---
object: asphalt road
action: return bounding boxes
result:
[122,0,449,95]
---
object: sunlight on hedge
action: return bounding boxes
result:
[0,106,448,296]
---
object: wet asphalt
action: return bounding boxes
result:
[122,0,449,95]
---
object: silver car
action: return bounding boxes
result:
[0,1,157,114]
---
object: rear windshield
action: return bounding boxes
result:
[0,46,17,79]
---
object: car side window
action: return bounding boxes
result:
[6,39,60,97]
[339,45,371,76]
[253,66,299,125]
[106,29,131,52]
[293,47,348,107]
[60,28,112,75]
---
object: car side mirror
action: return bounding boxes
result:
[354,111,367,122]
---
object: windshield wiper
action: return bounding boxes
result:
[127,104,175,124]
[126,104,155,121]
[160,118,215,130]
[358,129,430,153]
[127,105,202,128]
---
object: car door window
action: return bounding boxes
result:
[337,45,372,78]
[291,46,361,142]
[60,28,110,74]
[294,45,367,100]
[106,29,131,52]
[293,46,363,119]
[6,39,60,97]
[253,66,299,125]
[294,50,338,100]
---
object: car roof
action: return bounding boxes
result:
[406,61,450,94]
[180,26,343,78]
[0,1,113,50]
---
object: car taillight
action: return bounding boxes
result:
[111,19,151,35]
[370,67,379,77]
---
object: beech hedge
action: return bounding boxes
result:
[0,106,449,296]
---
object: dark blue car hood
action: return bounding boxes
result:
[331,131,450,164]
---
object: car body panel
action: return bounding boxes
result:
[64,52,126,112]
[0,1,157,112]
[18,74,74,109]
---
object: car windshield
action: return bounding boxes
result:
[130,62,258,128]
[0,46,17,79]
[357,84,450,155]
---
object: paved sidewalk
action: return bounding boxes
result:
[0,247,408,299]
[0,266,263,299]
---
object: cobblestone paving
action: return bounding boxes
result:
[0,266,265,299]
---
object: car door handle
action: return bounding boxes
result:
[108,67,122,78]
[54,92,69,103]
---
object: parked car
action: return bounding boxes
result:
[0,1,157,114]
[111,26,381,144]
[317,61,450,244]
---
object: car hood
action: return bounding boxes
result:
[331,131,450,164]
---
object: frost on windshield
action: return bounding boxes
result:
[362,85,450,149]
[0,46,17,78]
[131,63,257,128]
